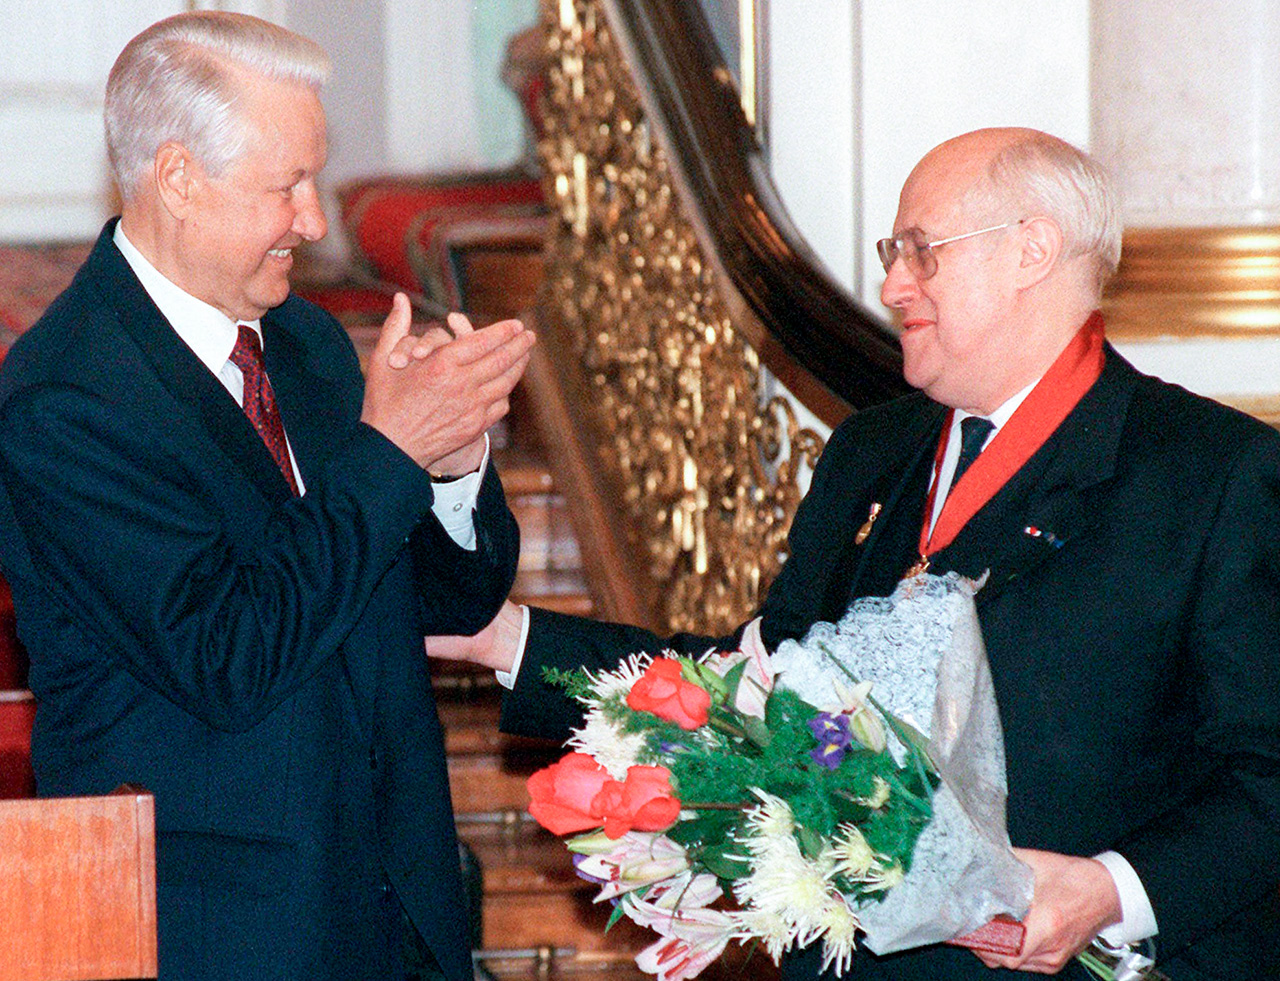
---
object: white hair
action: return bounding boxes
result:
[105,11,330,199]
[968,132,1122,295]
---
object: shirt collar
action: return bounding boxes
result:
[113,222,263,374]
[953,377,1040,435]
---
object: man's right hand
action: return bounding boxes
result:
[360,293,535,471]
[426,599,524,674]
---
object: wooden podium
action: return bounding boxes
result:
[0,789,157,981]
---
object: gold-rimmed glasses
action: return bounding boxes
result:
[876,220,1025,279]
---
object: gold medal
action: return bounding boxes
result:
[854,502,881,546]
[902,554,931,580]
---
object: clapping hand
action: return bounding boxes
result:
[361,294,534,475]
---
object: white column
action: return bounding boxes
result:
[1092,0,1280,227]
[1091,0,1280,420]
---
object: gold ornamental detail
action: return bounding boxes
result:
[1103,225,1280,339]
[536,0,825,635]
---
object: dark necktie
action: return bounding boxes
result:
[229,325,300,496]
[950,415,994,494]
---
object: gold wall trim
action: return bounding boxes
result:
[1103,226,1280,340]
[1217,394,1280,430]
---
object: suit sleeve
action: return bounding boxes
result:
[0,380,459,732]
[499,412,877,743]
[1119,427,1280,955]
[411,457,519,636]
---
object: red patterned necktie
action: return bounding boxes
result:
[229,324,300,496]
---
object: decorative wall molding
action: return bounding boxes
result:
[1103,226,1280,340]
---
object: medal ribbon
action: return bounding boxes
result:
[917,311,1106,560]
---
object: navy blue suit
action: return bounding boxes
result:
[503,348,1280,980]
[0,221,519,981]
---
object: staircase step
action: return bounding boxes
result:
[511,571,593,616]
[440,693,558,815]
[460,818,650,956]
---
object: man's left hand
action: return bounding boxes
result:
[385,310,521,477]
[974,848,1122,974]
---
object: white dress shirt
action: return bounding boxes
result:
[112,223,485,550]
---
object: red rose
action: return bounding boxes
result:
[594,765,682,838]
[627,658,711,730]
[526,752,612,835]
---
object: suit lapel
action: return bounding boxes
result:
[260,304,356,491]
[932,348,1138,607]
[835,400,947,605]
[90,224,294,508]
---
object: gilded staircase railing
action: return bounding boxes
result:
[525,0,909,636]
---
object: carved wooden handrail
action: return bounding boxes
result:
[524,0,906,634]
[602,0,909,419]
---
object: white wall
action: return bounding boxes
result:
[766,1,1093,309]
[766,1,859,294]
[0,0,534,251]
[858,0,1091,305]
[768,0,1093,312]
[0,1,181,241]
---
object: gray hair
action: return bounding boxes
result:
[968,132,1122,294]
[105,11,330,199]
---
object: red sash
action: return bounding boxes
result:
[911,312,1106,572]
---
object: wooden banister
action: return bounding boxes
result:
[0,788,158,981]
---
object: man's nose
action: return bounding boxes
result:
[880,256,918,309]
[293,185,328,242]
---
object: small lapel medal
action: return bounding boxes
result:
[854,502,881,545]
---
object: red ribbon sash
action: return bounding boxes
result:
[917,312,1106,560]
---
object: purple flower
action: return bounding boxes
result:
[572,852,609,886]
[809,712,853,770]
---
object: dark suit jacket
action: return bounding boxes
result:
[503,347,1280,980]
[0,222,520,981]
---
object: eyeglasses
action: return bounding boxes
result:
[876,220,1024,279]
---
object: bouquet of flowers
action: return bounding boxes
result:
[525,572,1034,979]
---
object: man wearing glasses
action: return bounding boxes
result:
[439,128,1280,979]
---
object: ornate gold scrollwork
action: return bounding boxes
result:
[536,0,825,634]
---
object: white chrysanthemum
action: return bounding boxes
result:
[732,907,797,964]
[742,789,795,843]
[583,651,653,703]
[858,776,891,809]
[567,710,648,779]
[817,897,860,977]
[735,843,833,943]
[862,860,905,892]
[826,823,877,879]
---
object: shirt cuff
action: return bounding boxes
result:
[1094,850,1159,946]
[429,435,490,550]
[494,604,530,690]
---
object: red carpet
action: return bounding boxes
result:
[0,243,93,356]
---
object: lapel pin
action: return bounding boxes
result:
[855,502,882,545]
[1024,525,1064,549]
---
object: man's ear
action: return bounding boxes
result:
[154,142,198,219]
[1014,216,1063,290]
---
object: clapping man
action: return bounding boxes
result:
[0,12,534,981]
